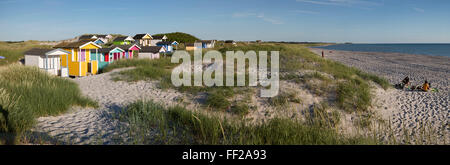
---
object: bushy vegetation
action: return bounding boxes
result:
[118,100,380,145]
[152,32,200,43]
[0,41,52,66]
[0,65,97,144]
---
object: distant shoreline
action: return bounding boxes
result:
[311,47,450,60]
[309,43,450,59]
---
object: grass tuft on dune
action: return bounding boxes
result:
[118,100,380,145]
[0,65,97,144]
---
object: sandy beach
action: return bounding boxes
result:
[310,48,449,144]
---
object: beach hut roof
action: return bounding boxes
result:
[24,48,54,56]
[152,35,167,40]
[113,36,135,42]
[116,44,141,51]
[99,47,125,53]
[92,38,106,44]
[54,40,102,49]
[45,48,71,55]
[133,33,152,40]
[24,48,53,55]
[98,48,113,53]
[140,46,165,53]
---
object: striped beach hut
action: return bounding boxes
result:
[54,40,102,77]
[96,47,125,70]
[117,44,141,59]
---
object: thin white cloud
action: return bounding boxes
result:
[412,7,425,13]
[296,0,382,7]
[232,12,258,18]
[291,10,320,14]
[232,12,284,24]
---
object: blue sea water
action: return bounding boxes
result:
[312,44,450,57]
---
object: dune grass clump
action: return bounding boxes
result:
[0,65,97,143]
[118,100,380,145]
[336,78,372,113]
[102,58,178,89]
[230,103,250,116]
[206,91,231,111]
[101,57,176,73]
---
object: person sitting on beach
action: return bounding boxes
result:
[401,76,410,88]
[422,80,430,92]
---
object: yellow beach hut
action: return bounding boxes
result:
[54,40,102,77]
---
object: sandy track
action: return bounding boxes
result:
[310,48,449,144]
[32,68,183,144]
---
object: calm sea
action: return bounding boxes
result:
[312,44,450,57]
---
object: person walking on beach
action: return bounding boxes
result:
[321,51,324,58]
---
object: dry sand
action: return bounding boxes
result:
[32,68,184,144]
[310,48,449,144]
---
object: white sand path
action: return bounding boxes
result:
[32,68,183,144]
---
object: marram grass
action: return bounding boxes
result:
[0,65,97,142]
[118,100,380,145]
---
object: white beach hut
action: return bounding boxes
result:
[138,46,166,59]
[24,48,71,76]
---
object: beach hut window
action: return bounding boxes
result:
[80,49,86,62]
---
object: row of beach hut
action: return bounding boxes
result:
[24,33,173,77]
[24,33,217,77]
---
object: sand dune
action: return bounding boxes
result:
[32,68,183,144]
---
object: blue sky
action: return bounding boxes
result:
[0,0,449,43]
